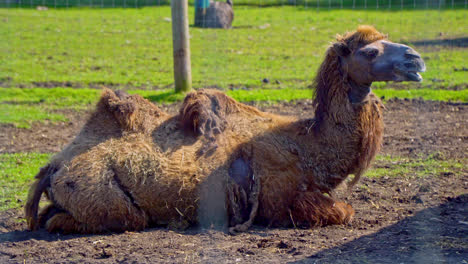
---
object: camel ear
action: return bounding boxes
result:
[333,42,351,57]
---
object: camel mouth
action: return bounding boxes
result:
[393,55,426,82]
[405,71,423,82]
[394,68,425,82]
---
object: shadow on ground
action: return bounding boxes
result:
[0,229,83,243]
[293,194,468,264]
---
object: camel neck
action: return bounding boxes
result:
[302,85,384,192]
[347,79,371,104]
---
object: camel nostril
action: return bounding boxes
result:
[405,53,420,59]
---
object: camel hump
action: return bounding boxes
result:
[180,89,266,136]
[180,89,230,137]
[100,89,137,131]
[99,88,166,133]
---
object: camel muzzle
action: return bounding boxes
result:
[394,50,426,82]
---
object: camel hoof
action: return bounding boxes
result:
[334,202,355,224]
[228,224,249,235]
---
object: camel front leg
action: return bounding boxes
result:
[227,170,261,234]
[292,191,354,227]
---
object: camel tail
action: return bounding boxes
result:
[25,165,56,231]
[227,0,233,6]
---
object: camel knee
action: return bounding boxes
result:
[46,210,147,234]
[292,192,354,227]
[37,204,63,228]
[46,212,83,234]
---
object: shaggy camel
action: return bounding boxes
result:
[26,26,425,233]
[194,0,234,29]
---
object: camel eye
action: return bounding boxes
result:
[361,48,379,59]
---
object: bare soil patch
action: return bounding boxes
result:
[0,171,466,263]
[0,110,85,154]
[257,99,468,160]
[0,99,467,263]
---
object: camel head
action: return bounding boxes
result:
[330,26,425,102]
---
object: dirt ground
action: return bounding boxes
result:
[0,98,467,263]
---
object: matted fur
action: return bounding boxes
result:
[26,27,390,233]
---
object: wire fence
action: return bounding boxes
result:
[1,0,467,9]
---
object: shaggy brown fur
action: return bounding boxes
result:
[26,26,425,233]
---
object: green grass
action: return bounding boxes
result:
[0,87,99,127]
[0,153,52,211]
[0,87,99,109]
[228,88,468,102]
[374,88,468,102]
[1,87,466,128]
[1,7,467,90]
[366,154,466,178]
[0,104,68,128]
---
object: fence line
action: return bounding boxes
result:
[1,0,467,9]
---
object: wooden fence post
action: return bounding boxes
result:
[171,0,192,93]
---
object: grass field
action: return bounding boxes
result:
[0,153,52,211]
[365,154,465,178]
[1,7,467,91]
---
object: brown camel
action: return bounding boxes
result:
[25,26,425,234]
